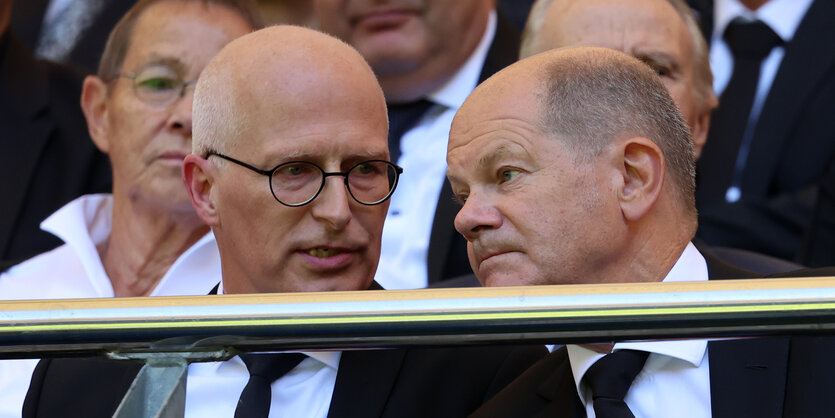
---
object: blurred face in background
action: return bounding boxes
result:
[526,0,714,156]
[83,1,252,211]
[314,0,492,101]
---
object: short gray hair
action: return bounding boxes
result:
[538,48,697,215]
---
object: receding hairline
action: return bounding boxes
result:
[192,25,387,156]
[96,0,262,81]
[521,0,714,109]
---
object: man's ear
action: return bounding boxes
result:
[691,96,717,159]
[614,137,665,222]
[81,76,111,154]
[183,154,220,227]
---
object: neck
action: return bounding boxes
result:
[101,195,209,297]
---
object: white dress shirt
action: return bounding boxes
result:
[375,11,497,290]
[186,283,341,418]
[568,242,713,418]
[0,194,221,418]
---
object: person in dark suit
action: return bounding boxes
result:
[0,1,111,270]
[692,0,835,265]
[446,46,835,417]
[314,0,521,289]
[10,0,137,73]
[23,25,545,418]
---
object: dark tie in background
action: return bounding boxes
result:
[698,19,783,203]
[583,349,650,418]
[234,353,306,418]
[387,100,434,163]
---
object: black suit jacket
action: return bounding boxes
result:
[23,283,546,417]
[23,344,546,417]
[694,0,835,263]
[10,0,137,74]
[426,13,520,285]
[470,256,835,417]
[0,31,111,271]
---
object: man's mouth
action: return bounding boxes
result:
[307,248,344,258]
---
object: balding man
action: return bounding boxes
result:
[448,48,835,417]
[23,26,544,418]
[447,47,835,417]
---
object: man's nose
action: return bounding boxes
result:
[310,177,353,230]
[168,84,195,135]
[454,192,502,241]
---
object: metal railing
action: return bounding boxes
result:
[3,277,835,417]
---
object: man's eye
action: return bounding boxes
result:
[137,77,179,91]
[650,64,672,78]
[500,169,521,182]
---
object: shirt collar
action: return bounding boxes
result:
[426,10,496,110]
[713,0,814,43]
[213,284,342,369]
[567,242,710,398]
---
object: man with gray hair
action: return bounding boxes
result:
[448,46,835,417]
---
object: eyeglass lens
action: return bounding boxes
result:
[131,65,187,105]
[271,161,398,205]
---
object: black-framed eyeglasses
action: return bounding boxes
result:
[207,151,403,207]
[115,65,197,106]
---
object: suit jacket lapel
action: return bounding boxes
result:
[741,0,835,196]
[0,34,53,257]
[327,348,407,417]
[534,349,585,418]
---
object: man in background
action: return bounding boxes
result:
[314,0,520,288]
[0,0,111,269]
[692,0,835,266]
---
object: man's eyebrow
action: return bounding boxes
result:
[633,50,680,73]
[135,56,188,74]
[477,143,524,168]
[268,150,390,165]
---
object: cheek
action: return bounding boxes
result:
[663,80,697,125]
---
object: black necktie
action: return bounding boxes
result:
[234,353,306,418]
[387,100,434,163]
[698,19,783,204]
[583,349,650,418]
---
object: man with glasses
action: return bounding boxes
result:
[22,25,544,417]
[0,0,258,416]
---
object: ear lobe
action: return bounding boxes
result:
[617,137,665,222]
[183,154,220,226]
[81,76,111,154]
